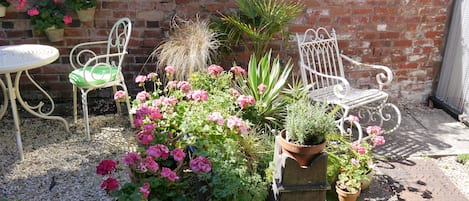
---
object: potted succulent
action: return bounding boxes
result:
[65,0,97,22]
[27,0,72,42]
[278,98,337,167]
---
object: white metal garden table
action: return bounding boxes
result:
[0,44,69,160]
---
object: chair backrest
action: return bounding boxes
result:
[296,27,345,91]
[105,17,132,71]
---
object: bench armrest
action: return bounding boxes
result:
[341,54,393,90]
[69,41,108,69]
[300,63,351,99]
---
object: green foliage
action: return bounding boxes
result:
[114,69,269,200]
[218,0,303,58]
[28,0,69,31]
[285,98,336,145]
[457,154,469,165]
[236,51,292,134]
[0,0,10,7]
[282,75,314,104]
[65,0,97,10]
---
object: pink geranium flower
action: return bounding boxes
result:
[190,156,212,174]
[187,90,208,102]
[372,135,385,146]
[146,72,158,81]
[258,84,267,94]
[207,112,224,125]
[230,88,241,97]
[146,144,169,159]
[143,156,159,172]
[161,167,179,182]
[135,75,146,83]
[136,91,150,101]
[137,131,154,145]
[165,66,175,74]
[27,7,39,16]
[124,152,141,166]
[348,115,359,123]
[63,15,72,24]
[227,116,249,134]
[171,148,186,162]
[207,64,224,76]
[96,160,117,176]
[100,177,119,193]
[236,95,255,108]
[230,66,247,77]
[140,183,150,198]
[113,90,127,101]
[177,81,191,92]
[366,125,382,135]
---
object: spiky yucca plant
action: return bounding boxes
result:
[220,0,303,58]
[236,51,292,134]
[151,17,221,80]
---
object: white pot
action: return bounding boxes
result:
[0,5,6,18]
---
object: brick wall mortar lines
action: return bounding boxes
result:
[0,0,453,104]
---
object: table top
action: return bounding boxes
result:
[0,44,59,74]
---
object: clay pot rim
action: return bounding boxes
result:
[279,129,326,147]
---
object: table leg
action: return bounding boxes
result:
[5,73,24,160]
[14,70,69,132]
[0,78,8,119]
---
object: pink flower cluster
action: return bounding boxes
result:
[207,112,224,125]
[139,183,150,198]
[136,91,150,102]
[187,90,208,102]
[236,95,255,108]
[113,90,127,101]
[230,66,247,78]
[366,125,382,135]
[122,145,186,182]
[190,156,212,174]
[258,84,267,94]
[348,115,360,123]
[371,135,385,146]
[207,64,224,76]
[96,160,119,193]
[27,1,73,25]
[351,142,367,155]
[227,116,249,134]
[165,66,175,74]
[177,81,191,92]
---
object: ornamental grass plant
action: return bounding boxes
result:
[150,17,221,81]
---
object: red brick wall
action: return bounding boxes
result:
[0,0,453,104]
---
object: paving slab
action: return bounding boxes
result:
[374,106,469,158]
[358,106,469,201]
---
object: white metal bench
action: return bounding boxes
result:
[296,27,401,141]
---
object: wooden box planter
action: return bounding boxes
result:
[270,136,330,201]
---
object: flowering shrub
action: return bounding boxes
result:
[27,0,72,31]
[327,116,386,193]
[98,65,270,200]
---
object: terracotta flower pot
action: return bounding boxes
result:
[361,170,374,190]
[278,129,326,167]
[336,184,361,201]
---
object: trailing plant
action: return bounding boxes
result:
[235,51,292,135]
[285,98,337,145]
[65,0,97,10]
[151,16,221,81]
[218,0,303,58]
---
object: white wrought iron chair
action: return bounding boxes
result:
[296,27,401,141]
[68,17,134,140]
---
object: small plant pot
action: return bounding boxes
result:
[360,170,374,190]
[336,184,361,201]
[278,129,326,168]
[44,26,64,42]
[76,7,96,22]
[0,5,6,18]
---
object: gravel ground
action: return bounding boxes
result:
[432,156,469,199]
[1,113,468,201]
[0,114,137,201]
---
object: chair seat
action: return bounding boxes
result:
[69,65,118,88]
[309,85,388,109]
